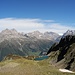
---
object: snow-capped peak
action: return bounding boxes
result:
[62,30,75,38]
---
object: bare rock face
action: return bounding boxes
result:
[0,28,24,38]
[44,32,60,40]
[1,28,18,35]
[47,30,75,71]
[27,31,43,39]
[0,29,25,43]
[27,31,60,40]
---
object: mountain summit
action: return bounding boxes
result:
[62,30,75,38]
[1,28,18,35]
[0,29,25,43]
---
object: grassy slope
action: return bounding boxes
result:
[0,58,75,75]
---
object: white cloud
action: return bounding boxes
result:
[0,18,74,35]
[0,18,45,33]
[46,23,75,35]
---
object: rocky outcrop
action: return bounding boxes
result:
[47,30,75,71]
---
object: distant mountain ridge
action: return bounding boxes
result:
[0,29,60,61]
[27,30,59,40]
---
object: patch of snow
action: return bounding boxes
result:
[39,35,42,37]
[59,69,75,73]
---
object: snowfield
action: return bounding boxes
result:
[59,69,75,73]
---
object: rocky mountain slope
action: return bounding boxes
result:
[47,30,75,71]
[0,29,60,61]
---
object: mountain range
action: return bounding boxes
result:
[0,29,75,75]
[0,29,60,61]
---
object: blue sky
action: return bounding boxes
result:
[0,0,75,35]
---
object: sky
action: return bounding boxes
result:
[0,0,75,35]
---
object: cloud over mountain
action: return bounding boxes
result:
[0,18,74,35]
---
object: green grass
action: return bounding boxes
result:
[0,58,75,75]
